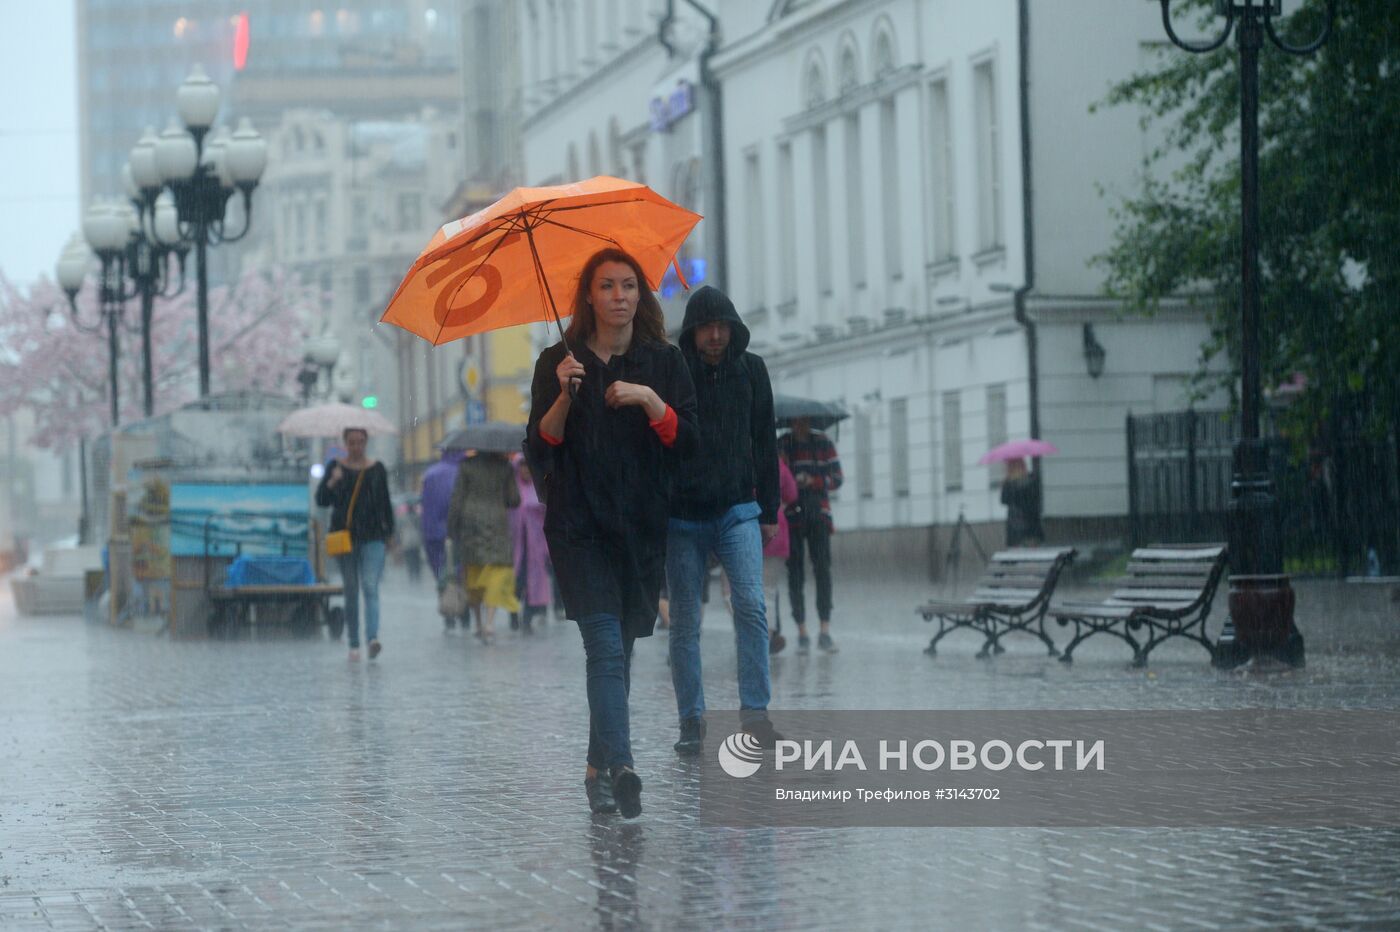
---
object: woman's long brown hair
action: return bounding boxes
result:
[563,248,668,348]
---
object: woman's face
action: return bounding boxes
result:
[344,430,368,460]
[588,260,639,331]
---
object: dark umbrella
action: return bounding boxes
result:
[441,421,525,454]
[773,394,849,431]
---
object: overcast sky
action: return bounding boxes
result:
[0,1,80,288]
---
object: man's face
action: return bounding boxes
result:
[697,320,731,363]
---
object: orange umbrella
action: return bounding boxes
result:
[380,176,701,348]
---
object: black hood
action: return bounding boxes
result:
[679,285,750,358]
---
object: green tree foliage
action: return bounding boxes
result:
[1097,0,1399,433]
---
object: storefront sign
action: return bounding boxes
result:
[650,80,696,133]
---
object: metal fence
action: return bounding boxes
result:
[1127,410,1400,576]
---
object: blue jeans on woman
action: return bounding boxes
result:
[576,613,636,771]
[335,539,386,649]
[666,501,771,725]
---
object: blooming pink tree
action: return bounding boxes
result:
[0,266,316,450]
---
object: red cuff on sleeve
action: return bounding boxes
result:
[539,428,564,446]
[649,405,678,447]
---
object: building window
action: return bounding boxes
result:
[856,411,874,500]
[315,199,328,253]
[295,203,307,257]
[811,126,832,295]
[844,113,865,288]
[397,193,423,232]
[778,141,796,304]
[929,78,956,261]
[891,398,909,497]
[354,267,372,307]
[744,151,766,307]
[973,58,1003,251]
[943,391,963,492]
[880,97,902,280]
[986,383,1007,486]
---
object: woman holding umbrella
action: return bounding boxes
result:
[527,248,698,819]
[447,449,521,643]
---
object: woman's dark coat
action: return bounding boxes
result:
[314,460,395,544]
[447,454,520,566]
[526,337,698,637]
[1001,475,1044,547]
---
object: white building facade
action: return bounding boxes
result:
[247,108,465,467]
[520,0,1223,575]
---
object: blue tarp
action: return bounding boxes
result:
[225,556,314,588]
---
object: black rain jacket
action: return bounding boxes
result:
[672,286,780,525]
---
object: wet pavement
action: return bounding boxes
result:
[2,569,1399,929]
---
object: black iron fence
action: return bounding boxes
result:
[1127,410,1400,576]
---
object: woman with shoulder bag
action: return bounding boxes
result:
[315,426,395,661]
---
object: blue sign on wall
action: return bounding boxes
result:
[466,400,487,424]
[650,80,696,133]
[661,257,707,299]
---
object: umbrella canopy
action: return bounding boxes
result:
[978,438,1059,465]
[440,421,525,454]
[773,394,849,431]
[276,402,398,438]
[381,176,702,347]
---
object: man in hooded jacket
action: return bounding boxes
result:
[667,285,781,755]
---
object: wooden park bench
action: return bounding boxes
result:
[1051,544,1228,667]
[918,547,1077,658]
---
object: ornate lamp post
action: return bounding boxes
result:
[1154,0,1336,667]
[122,150,187,418]
[130,65,268,399]
[55,202,135,426]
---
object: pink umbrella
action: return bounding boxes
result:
[979,439,1059,465]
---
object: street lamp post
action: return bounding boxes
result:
[56,204,134,426]
[131,65,268,399]
[121,159,187,418]
[1155,0,1335,668]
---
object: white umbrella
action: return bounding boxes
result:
[276,402,398,438]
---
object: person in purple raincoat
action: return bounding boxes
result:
[420,448,466,628]
[510,455,553,632]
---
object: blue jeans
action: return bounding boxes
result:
[666,501,771,724]
[576,613,636,771]
[336,539,386,649]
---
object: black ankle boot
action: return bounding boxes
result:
[584,771,618,814]
[674,717,706,756]
[610,765,642,819]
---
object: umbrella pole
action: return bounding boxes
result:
[524,221,578,398]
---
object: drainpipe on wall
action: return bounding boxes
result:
[658,0,677,57]
[1015,0,1040,449]
[679,0,727,293]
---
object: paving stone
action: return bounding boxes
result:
[2,571,1399,928]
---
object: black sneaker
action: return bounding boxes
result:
[818,632,838,653]
[610,765,643,819]
[673,717,706,756]
[741,717,785,749]
[585,771,618,814]
[798,634,811,652]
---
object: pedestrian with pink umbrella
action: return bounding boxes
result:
[980,439,1058,548]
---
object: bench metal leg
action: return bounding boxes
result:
[1056,616,1142,665]
[920,611,980,657]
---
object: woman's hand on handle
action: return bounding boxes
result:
[557,354,585,397]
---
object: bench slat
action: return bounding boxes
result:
[1126,562,1219,577]
[991,548,1073,563]
[980,573,1058,589]
[1110,588,1206,602]
[970,587,1043,603]
[1133,545,1225,561]
[1120,575,1217,590]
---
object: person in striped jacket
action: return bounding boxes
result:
[777,417,844,652]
